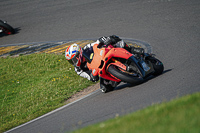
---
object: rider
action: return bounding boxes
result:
[65,35,144,92]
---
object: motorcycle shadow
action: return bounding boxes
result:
[114,69,172,91]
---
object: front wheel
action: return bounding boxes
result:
[107,65,143,84]
[0,20,15,35]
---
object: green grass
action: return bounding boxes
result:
[73,92,200,133]
[0,53,94,132]
[1,53,199,133]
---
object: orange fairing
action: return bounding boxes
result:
[107,61,127,72]
[87,44,132,82]
[87,44,108,75]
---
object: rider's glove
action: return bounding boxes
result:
[98,36,110,48]
[109,35,121,44]
[98,35,122,48]
[98,36,115,48]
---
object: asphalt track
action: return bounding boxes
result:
[1,0,200,132]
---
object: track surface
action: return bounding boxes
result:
[1,0,200,132]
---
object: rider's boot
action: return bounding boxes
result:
[100,84,107,93]
[100,77,110,93]
[100,78,119,93]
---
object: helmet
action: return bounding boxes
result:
[65,43,83,67]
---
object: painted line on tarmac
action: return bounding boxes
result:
[0,40,95,57]
[0,38,152,57]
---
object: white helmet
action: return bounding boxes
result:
[65,43,83,67]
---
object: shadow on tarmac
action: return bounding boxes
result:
[114,69,172,91]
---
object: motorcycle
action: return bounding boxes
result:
[0,20,15,35]
[86,43,164,92]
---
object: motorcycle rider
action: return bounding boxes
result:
[65,35,144,92]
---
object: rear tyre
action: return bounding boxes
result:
[0,20,15,34]
[107,65,143,84]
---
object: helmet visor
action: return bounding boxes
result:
[71,52,80,66]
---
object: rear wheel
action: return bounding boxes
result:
[0,20,15,35]
[107,65,143,84]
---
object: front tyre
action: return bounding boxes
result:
[107,65,143,84]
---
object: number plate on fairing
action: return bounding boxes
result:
[141,61,150,72]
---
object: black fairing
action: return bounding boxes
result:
[126,56,155,78]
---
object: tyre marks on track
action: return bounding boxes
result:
[0,40,94,57]
[41,40,94,54]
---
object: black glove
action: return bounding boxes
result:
[109,35,121,44]
[98,35,122,48]
[98,36,110,48]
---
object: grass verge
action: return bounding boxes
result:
[73,92,200,133]
[0,53,94,132]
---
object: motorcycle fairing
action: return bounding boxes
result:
[87,44,110,76]
[87,44,133,81]
[126,56,155,78]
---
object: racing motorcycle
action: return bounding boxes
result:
[0,20,15,35]
[86,43,164,92]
